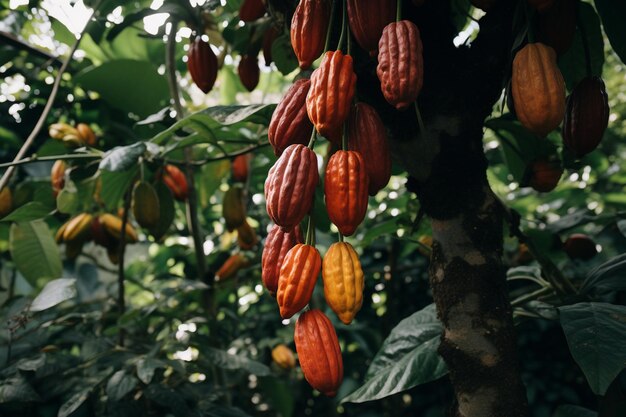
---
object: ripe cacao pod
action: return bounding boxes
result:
[262,26,279,67]
[76,123,96,146]
[55,221,67,243]
[91,215,116,248]
[562,76,609,158]
[231,154,250,182]
[324,150,369,236]
[528,159,563,192]
[348,103,391,195]
[49,123,81,146]
[63,213,93,243]
[237,220,258,250]
[238,55,260,92]
[187,37,218,94]
[99,213,138,243]
[162,164,189,201]
[276,243,321,319]
[268,79,314,156]
[272,344,296,369]
[223,185,247,231]
[290,0,331,69]
[51,160,67,198]
[265,144,319,230]
[563,234,597,260]
[132,181,160,229]
[294,309,343,397]
[528,0,555,11]
[0,187,12,218]
[470,0,496,10]
[239,0,266,22]
[215,253,249,281]
[347,0,396,55]
[538,0,576,55]
[377,21,424,110]
[306,50,357,138]
[322,242,364,324]
[262,224,303,295]
[511,43,565,137]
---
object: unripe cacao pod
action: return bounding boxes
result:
[63,213,93,243]
[562,76,609,158]
[262,224,303,295]
[187,37,219,94]
[511,43,565,137]
[51,160,67,198]
[132,181,160,229]
[262,26,279,67]
[231,154,250,182]
[265,144,319,230]
[49,123,81,146]
[0,187,13,218]
[528,159,563,192]
[563,233,597,260]
[223,185,247,231]
[347,103,391,195]
[347,0,396,55]
[324,150,369,236]
[538,0,576,55]
[276,243,321,319]
[528,0,555,11]
[322,242,364,324]
[272,344,296,369]
[471,0,497,11]
[306,50,357,138]
[91,215,116,248]
[268,79,314,156]
[162,164,189,201]
[239,0,266,22]
[76,123,96,146]
[99,213,138,243]
[237,220,258,250]
[294,309,343,397]
[377,21,424,110]
[290,0,331,69]
[215,253,249,281]
[238,55,260,92]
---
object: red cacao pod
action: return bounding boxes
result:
[223,185,247,231]
[347,0,396,55]
[294,309,343,397]
[290,0,331,69]
[262,26,279,67]
[215,253,249,281]
[262,224,304,295]
[231,154,250,182]
[162,165,189,201]
[528,159,563,192]
[268,79,314,156]
[51,160,67,198]
[538,0,576,55]
[187,37,218,94]
[322,242,364,324]
[348,103,391,195]
[377,21,424,110]
[306,50,357,138]
[239,0,266,22]
[265,144,319,230]
[238,55,260,92]
[324,150,369,236]
[528,0,555,11]
[563,234,597,260]
[562,76,609,158]
[276,243,321,319]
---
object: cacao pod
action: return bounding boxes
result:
[261,224,303,295]
[262,26,279,67]
[55,221,68,243]
[231,154,250,183]
[562,76,609,158]
[51,160,67,198]
[417,235,433,257]
[237,220,258,250]
[132,181,160,229]
[294,309,343,397]
[238,55,260,92]
[63,213,93,243]
[268,79,314,156]
[324,150,369,236]
[215,253,248,281]
[514,243,534,265]
[107,244,121,265]
[265,144,319,230]
[377,21,424,110]
[271,344,296,369]
[91,215,117,248]
[276,243,321,319]
[306,50,357,138]
[347,0,396,55]
[511,43,565,137]
[528,159,563,192]
[563,234,597,260]
[223,185,247,231]
[528,0,555,11]
[76,123,96,146]
[538,0,576,55]
[347,103,391,195]
[322,242,364,324]
[0,187,13,218]
[99,213,138,243]
[239,0,266,22]
[49,122,81,146]
[187,37,218,94]
[162,164,189,201]
[290,0,331,69]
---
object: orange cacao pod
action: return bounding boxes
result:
[99,213,138,243]
[324,150,369,236]
[261,224,303,295]
[348,103,391,195]
[223,185,247,231]
[215,253,248,281]
[91,215,117,248]
[262,26,279,67]
[511,43,565,137]
[237,220,258,250]
[239,0,266,22]
[63,213,93,243]
[162,164,188,201]
[187,37,218,94]
[51,160,67,198]
[294,309,343,397]
[322,242,364,324]
[0,187,12,218]
[132,181,160,229]
[290,0,331,69]
[76,123,96,146]
[563,234,597,261]
[563,76,609,158]
[377,21,424,110]
[306,50,357,138]
[528,159,563,192]
[231,154,250,182]
[265,144,319,230]
[268,79,314,156]
[271,344,296,369]
[238,55,260,92]
[276,243,321,319]
[538,0,576,55]
[528,0,555,11]
[347,0,396,55]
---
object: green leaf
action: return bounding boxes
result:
[197,161,231,209]
[219,66,241,105]
[56,185,79,214]
[58,388,91,417]
[106,370,137,401]
[9,221,62,285]
[143,384,191,417]
[594,0,626,65]
[580,253,626,294]
[202,347,271,376]
[0,202,53,222]
[271,34,298,76]
[136,357,167,384]
[0,375,41,403]
[100,142,146,172]
[30,278,77,312]
[553,405,597,417]
[559,302,626,395]
[99,167,139,211]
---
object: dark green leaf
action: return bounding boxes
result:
[143,384,190,417]
[580,254,626,294]
[30,278,76,312]
[58,388,91,417]
[106,370,137,401]
[0,375,41,402]
[100,142,146,172]
[271,34,298,75]
[594,0,626,65]
[0,202,53,222]
[100,168,139,211]
[136,358,167,385]
[9,221,62,284]
[553,404,597,417]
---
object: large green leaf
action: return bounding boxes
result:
[9,221,62,285]
[99,167,139,211]
[594,0,626,65]
[106,370,137,401]
[0,202,53,222]
[559,302,626,395]
[580,253,626,294]
[100,142,146,172]
[30,278,77,312]
[271,34,298,76]
[0,375,41,403]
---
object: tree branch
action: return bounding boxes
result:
[0,30,62,65]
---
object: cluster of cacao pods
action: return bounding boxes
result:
[49,122,96,147]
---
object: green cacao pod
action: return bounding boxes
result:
[223,185,247,232]
[132,181,160,229]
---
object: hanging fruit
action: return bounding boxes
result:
[294,309,343,397]
[290,0,331,69]
[49,123,82,147]
[527,158,563,192]
[0,187,13,218]
[215,253,249,281]
[276,243,321,319]
[238,54,260,92]
[377,20,424,110]
[347,0,396,55]
[91,215,116,249]
[187,37,218,94]
[271,344,296,369]
[538,0,576,55]
[223,185,247,232]
[51,160,67,198]
[162,164,189,201]
[231,154,250,182]
[511,43,565,137]
[132,181,160,229]
[61,213,94,244]
[237,220,258,250]
[262,224,303,296]
[98,213,138,243]
[239,0,266,22]
[268,79,314,156]
[262,26,279,67]
[322,242,364,324]
[76,123,96,146]
[563,234,597,260]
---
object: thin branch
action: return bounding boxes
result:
[0,153,100,169]
[164,142,270,166]
[117,190,132,347]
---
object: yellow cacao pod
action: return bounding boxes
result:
[322,242,364,324]
[132,181,160,229]
[49,123,82,146]
[272,344,296,370]
[98,213,138,243]
[223,185,247,231]
[62,213,93,243]
[0,187,13,218]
